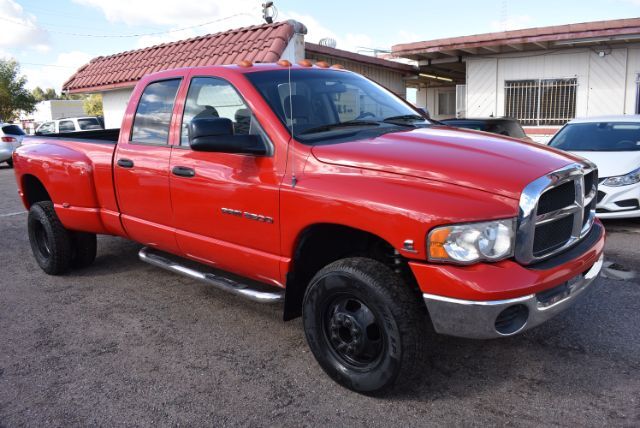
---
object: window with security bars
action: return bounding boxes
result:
[504,78,577,126]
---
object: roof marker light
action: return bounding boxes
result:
[315,61,329,68]
[277,59,292,67]
[298,59,313,67]
[331,64,344,69]
[237,60,253,67]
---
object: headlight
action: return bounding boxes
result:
[602,167,640,187]
[427,218,516,264]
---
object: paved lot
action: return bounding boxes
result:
[0,165,638,427]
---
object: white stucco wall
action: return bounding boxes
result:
[465,46,637,119]
[102,88,133,129]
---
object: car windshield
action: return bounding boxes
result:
[549,122,640,151]
[2,125,25,135]
[245,68,431,143]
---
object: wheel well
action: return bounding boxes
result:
[22,175,51,208]
[283,224,417,320]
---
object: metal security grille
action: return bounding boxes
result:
[505,78,577,126]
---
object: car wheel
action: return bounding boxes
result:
[27,201,72,275]
[302,257,427,394]
[6,158,13,168]
[70,231,97,268]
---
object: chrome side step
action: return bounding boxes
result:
[138,247,284,304]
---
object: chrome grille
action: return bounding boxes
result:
[516,162,598,265]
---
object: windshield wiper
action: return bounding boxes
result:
[381,114,427,127]
[299,120,380,135]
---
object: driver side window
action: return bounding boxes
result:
[181,77,252,147]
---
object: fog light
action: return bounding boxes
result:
[495,304,529,335]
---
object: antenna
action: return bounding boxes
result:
[287,65,297,188]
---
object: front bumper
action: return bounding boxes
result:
[410,220,605,339]
[423,254,603,338]
[596,182,640,219]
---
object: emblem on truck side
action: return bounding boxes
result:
[221,208,273,224]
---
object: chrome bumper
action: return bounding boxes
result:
[423,254,604,339]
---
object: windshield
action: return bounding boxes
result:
[245,69,430,143]
[2,125,25,135]
[549,122,640,151]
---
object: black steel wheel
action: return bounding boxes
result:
[303,257,428,394]
[27,201,72,275]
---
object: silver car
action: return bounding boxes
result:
[0,123,25,168]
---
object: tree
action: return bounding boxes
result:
[83,93,103,116]
[32,86,66,102]
[0,59,36,122]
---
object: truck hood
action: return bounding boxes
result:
[311,126,581,200]
[568,151,640,178]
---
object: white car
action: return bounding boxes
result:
[549,116,640,219]
[35,117,103,135]
[0,123,25,168]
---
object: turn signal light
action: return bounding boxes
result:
[428,227,451,259]
[237,60,253,67]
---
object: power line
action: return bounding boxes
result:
[0,12,254,38]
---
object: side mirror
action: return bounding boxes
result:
[188,117,267,155]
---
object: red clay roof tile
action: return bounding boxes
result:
[63,21,297,92]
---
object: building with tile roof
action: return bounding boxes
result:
[391,18,640,141]
[62,20,417,128]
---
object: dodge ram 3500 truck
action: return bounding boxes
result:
[13,62,605,393]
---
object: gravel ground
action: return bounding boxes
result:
[0,165,638,427]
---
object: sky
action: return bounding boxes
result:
[1,0,640,91]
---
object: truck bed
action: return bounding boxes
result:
[32,128,120,143]
[16,130,123,236]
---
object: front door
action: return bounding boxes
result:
[114,78,183,252]
[169,76,281,284]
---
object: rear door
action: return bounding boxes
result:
[168,74,281,283]
[114,77,184,252]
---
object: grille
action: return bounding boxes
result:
[533,215,574,256]
[583,171,595,196]
[516,163,597,265]
[537,181,575,215]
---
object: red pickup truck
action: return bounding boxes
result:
[13,62,605,393]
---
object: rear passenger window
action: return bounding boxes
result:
[131,79,181,145]
[59,120,75,132]
[78,118,102,130]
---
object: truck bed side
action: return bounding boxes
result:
[13,131,126,237]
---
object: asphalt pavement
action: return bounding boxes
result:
[0,165,638,426]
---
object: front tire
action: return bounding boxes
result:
[302,257,427,394]
[27,201,72,275]
[6,158,13,168]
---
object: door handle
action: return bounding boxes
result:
[117,158,134,168]
[172,166,196,178]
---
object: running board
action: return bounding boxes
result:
[138,247,284,304]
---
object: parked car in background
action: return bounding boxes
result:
[0,123,25,167]
[35,117,104,135]
[441,117,534,142]
[549,116,640,219]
